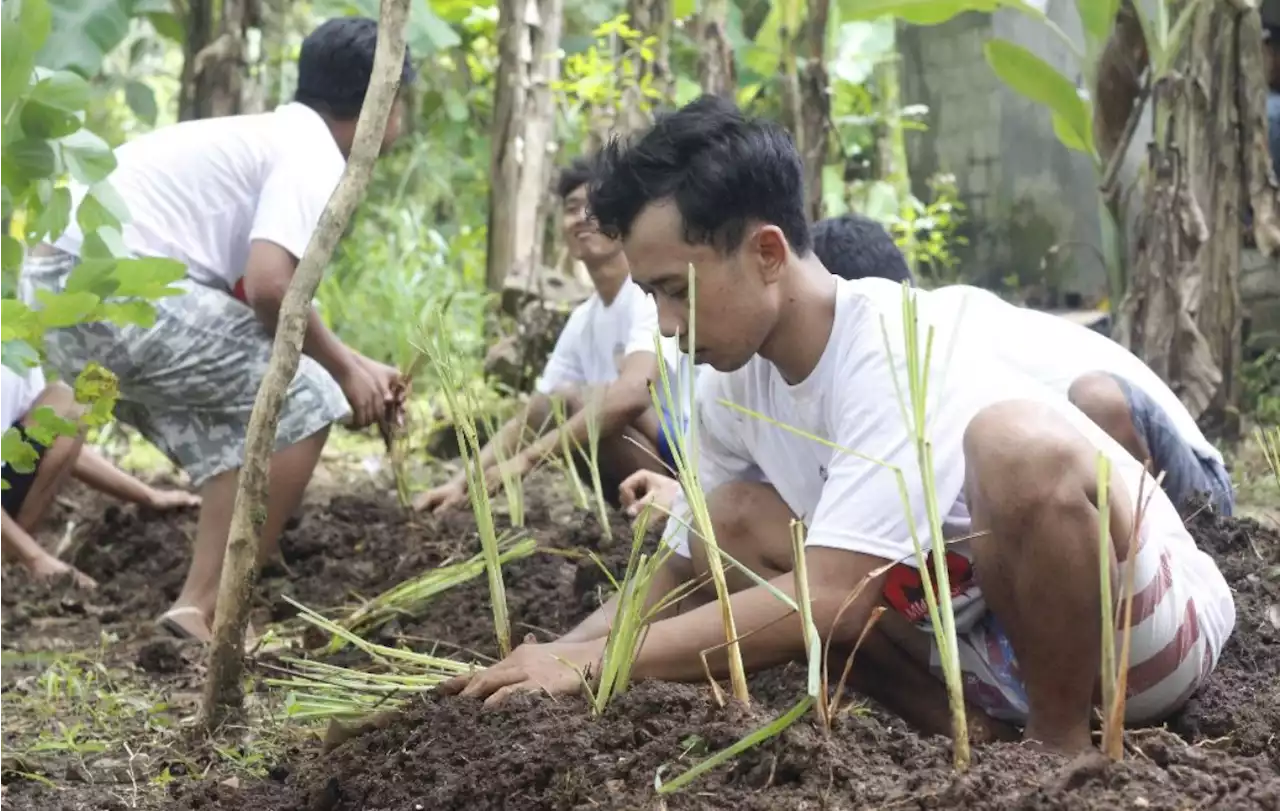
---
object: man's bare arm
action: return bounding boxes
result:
[559,554,698,643]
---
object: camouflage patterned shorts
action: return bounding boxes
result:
[21,249,351,487]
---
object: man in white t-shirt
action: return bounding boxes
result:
[2,366,199,587]
[19,18,413,642]
[441,97,1235,754]
[414,158,680,514]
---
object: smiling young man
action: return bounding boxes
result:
[442,96,1236,754]
[414,157,679,515]
[20,18,412,642]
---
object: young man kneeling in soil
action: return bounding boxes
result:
[442,97,1236,754]
[21,18,412,642]
[2,365,199,587]
[414,158,679,515]
[621,215,1234,521]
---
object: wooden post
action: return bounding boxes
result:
[199,0,412,730]
[697,0,735,99]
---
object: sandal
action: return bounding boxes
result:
[158,606,211,643]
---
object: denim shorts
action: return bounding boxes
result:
[1109,374,1234,516]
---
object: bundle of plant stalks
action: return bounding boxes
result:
[267,596,473,723]
[334,534,537,646]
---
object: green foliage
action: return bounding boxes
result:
[982,38,1094,158]
[1,0,184,482]
[554,13,664,138]
[315,0,461,55]
[890,173,968,287]
[1242,349,1280,428]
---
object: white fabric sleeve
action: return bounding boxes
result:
[622,289,661,357]
[534,311,586,395]
[249,149,344,261]
[803,342,970,564]
[663,373,763,558]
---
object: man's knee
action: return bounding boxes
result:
[692,481,794,590]
[1068,372,1135,435]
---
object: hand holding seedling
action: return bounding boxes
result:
[618,469,680,519]
[440,635,602,707]
[338,354,403,429]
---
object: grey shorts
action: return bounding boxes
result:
[1109,374,1234,516]
[21,249,351,487]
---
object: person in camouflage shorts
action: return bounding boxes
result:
[20,18,415,642]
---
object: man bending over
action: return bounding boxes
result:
[414,158,678,514]
[442,96,1234,754]
[21,18,412,642]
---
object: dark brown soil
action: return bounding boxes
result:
[4,480,1278,811]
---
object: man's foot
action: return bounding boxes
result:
[158,605,212,643]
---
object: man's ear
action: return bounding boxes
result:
[753,225,789,284]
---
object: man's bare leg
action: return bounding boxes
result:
[690,481,1010,741]
[164,426,330,641]
[963,400,1134,753]
[1068,372,1149,464]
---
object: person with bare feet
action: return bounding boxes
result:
[19,18,413,642]
[441,96,1236,755]
[2,365,199,587]
[618,213,917,519]
[414,157,682,515]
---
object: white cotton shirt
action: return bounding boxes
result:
[535,277,678,394]
[928,285,1223,466]
[2,365,47,433]
[55,102,345,292]
[664,277,1232,648]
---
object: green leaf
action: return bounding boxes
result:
[110,256,186,297]
[76,181,131,234]
[146,11,184,43]
[99,299,156,327]
[30,185,72,243]
[1051,110,1090,154]
[59,129,118,184]
[417,0,461,51]
[73,362,119,428]
[839,0,1003,25]
[1077,0,1120,45]
[1,0,52,123]
[1,339,42,375]
[124,80,157,125]
[6,138,58,181]
[2,235,24,273]
[64,257,120,297]
[0,300,41,342]
[34,289,100,328]
[19,99,82,139]
[673,0,695,18]
[35,0,132,77]
[983,38,1094,158]
[1,426,41,474]
[29,70,91,111]
[23,405,79,447]
[81,226,129,259]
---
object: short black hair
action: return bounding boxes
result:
[556,157,594,200]
[588,95,811,255]
[295,18,417,119]
[811,214,914,285]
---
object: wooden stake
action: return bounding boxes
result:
[199,0,412,730]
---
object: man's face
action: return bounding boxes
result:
[563,185,622,264]
[624,201,781,372]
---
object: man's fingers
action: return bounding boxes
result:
[483,683,531,708]
[438,672,473,695]
[460,666,527,700]
[626,491,656,518]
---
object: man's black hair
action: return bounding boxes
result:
[588,94,811,255]
[556,157,594,200]
[295,18,417,120]
[811,214,914,285]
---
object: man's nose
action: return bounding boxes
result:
[656,300,684,340]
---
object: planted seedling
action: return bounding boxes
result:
[550,395,591,510]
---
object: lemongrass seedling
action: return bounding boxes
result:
[789,520,827,726]
[550,395,590,510]
[647,263,749,705]
[1096,452,1117,750]
[482,411,527,528]
[1258,426,1280,489]
[581,388,614,543]
[414,318,514,658]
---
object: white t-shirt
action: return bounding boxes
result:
[928,285,1223,466]
[2,365,47,433]
[56,102,345,292]
[535,277,678,395]
[664,277,1231,643]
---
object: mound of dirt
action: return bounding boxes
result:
[167,502,1280,810]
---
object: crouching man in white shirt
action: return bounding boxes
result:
[440,97,1236,754]
[20,18,413,642]
[415,158,680,515]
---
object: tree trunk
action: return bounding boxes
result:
[1113,1,1278,426]
[199,0,411,731]
[180,0,250,119]
[800,0,831,221]
[697,0,735,98]
[486,0,564,292]
[619,0,673,132]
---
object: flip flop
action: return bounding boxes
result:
[158,606,211,643]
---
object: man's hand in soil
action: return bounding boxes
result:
[413,478,469,514]
[337,356,394,429]
[481,455,532,494]
[440,636,602,707]
[144,487,202,511]
[30,553,97,590]
[618,470,680,520]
